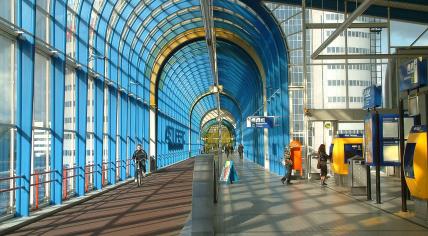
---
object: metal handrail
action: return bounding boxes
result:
[30,179,55,186]
[0,186,22,193]
[30,170,57,176]
[0,176,22,182]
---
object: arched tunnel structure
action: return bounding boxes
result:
[3,0,289,217]
[151,1,290,172]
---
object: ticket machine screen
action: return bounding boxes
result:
[404,143,416,178]
[344,144,363,163]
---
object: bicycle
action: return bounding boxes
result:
[135,160,144,187]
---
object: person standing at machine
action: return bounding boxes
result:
[238,144,244,159]
[281,147,293,185]
[318,144,330,186]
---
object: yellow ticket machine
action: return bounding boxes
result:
[331,135,364,175]
[404,126,428,200]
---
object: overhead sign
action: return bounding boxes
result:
[246,116,275,128]
[165,126,185,151]
[399,57,428,92]
[363,85,382,110]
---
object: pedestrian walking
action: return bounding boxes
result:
[281,147,293,185]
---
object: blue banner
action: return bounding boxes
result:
[363,86,382,110]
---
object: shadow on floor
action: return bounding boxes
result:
[8,159,195,236]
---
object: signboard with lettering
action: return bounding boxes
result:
[363,85,382,110]
[246,116,276,128]
[165,126,185,151]
[219,160,239,184]
[399,57,428,91]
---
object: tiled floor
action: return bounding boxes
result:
[214,155,428,235]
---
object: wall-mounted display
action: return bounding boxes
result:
[399,57,428,92]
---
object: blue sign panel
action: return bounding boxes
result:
[363,85,382,110]
[399,57,428,91]
[165,126,185,151]
[246,116,275,128]
[364,114,401,166]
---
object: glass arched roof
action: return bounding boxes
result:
[69,0,288,138]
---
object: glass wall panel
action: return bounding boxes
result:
[63,67,76,198]
[0,35,14,124]
[0,126,15,216]
[31,52,51,209]
[33,53,50,128]
[86,79,94,192]
[35,0,50,42]
[0,33,15,217]
[0,0,14,23]
[102,86,108,185]
[30,129,51,209]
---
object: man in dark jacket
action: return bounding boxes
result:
[132,144,147,180]
[238,144,244,159]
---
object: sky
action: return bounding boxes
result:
[390,20,428,47]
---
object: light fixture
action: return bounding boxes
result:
[50,50,59,58]
[15,30,26,40]
[74,64,82,70]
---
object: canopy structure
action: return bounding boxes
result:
[2,0,289,217]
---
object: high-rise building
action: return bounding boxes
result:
[265,3,380,153]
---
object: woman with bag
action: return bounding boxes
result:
[281,147,293,185]
[318,144,329,186]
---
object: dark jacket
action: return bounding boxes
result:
[238,145,244,153]
[133,149,147,164]
[319,152,329,166]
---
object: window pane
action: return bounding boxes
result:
[35,0,49,42]
[0,35,14,124]
[31,129,50,208]
[33,53,50,128]
[0,125,15,216]
[0,0,14,22]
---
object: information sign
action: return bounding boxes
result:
[399,57,428,91]
[246,116,276,128]
[363,86,382,110]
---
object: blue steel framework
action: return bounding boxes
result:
[0,0,289,218]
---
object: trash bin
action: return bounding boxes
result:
[150,155,157,172]
[347,156,366,195]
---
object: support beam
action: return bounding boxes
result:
[306,22,388,29]
[311,0,375,60]
[315,50,428,60]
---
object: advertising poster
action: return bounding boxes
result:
[364,115,373,164]
[220,161,231,182]
[219,160,239,183]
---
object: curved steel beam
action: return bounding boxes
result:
[150,27,266,107]
[201,118,236,138]
[189,91,242,122]
[198,108,236,131]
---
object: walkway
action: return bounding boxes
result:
[215,155,428,235]
[7,158,195,236]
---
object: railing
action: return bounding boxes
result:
[0,176,22,193]
[84,164,95,193]
[0,175,22,216]
[102,162,108,186]
[156,151,189,168]
[63,166,79,200]
[0,158,136,218]
[31,170,56,210]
